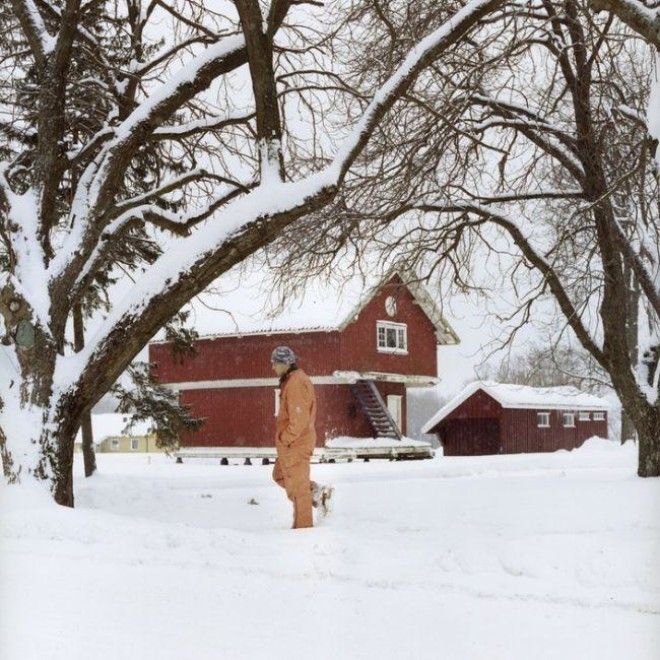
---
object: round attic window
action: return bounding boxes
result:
[385,296,397,317]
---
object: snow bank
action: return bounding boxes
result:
[326,435,431,449]
[1,441,658,660]
[573,436,623,452]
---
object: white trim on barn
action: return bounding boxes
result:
[422,381,609,434]
[333,371,438,386]
[164,371,439,392]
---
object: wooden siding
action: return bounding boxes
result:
[149,275,431,448]
[442,389,503,421]
[178,382,407,448]
[150,331,341,383]
[149,276,439,384]
[501,409,608,453]
[339,278,438,377]
[440,418,500,456]
[428,387,609,456]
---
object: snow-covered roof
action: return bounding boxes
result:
[422,381,610,433]
[153,266,459,344]
[74,413,153,444]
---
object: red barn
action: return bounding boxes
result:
[422,381,609,456]
[149,273,458,448]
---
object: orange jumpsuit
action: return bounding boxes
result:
[272,368,317,529]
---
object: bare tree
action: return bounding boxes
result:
[274,1,660,475]
[477,343,608,390]
[589,0,660,48]
[0,0,507,505]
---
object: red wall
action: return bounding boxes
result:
[442,390,502,421]
[150,276,439,384]
[150,331,341,383]
[149,275,431,447]
[439,418,500,455]
[178,382,407,447]
[430,389,609,455]
[339,278,438,376]
[501,409,608,453]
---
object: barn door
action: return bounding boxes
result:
[387,395,403,433]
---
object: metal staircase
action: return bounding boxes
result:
[350,379,402,440]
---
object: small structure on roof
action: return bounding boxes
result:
[150,271,458,451]
[422,381,609,456]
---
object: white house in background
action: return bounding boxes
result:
[74,414,160,453]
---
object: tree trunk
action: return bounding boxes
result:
[0,290,80,505]
[621,412,637,445]
[51,396,81,507]
[73,304,96,477]
[80,410,96,478]
[637,407,660,477]
[621,261,640,444]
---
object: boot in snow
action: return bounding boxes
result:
[319,485,334,517]
[312,482,333,516]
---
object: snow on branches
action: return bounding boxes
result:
[0,0,508,502]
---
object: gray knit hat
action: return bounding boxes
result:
[271,345,297,365]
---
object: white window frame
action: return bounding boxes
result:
[537,412,550,428]
[274,388,281,417]
[376,321,408,354]
[131,438,139,451]
[593,411,606,421]
[578,411,590,422]
[563,412,575,428]
[111,438,120,450]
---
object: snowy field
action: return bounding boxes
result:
[1,440,659,660]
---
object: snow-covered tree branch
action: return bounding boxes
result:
[0,0,507,504]
[589,0,660,48]
[271,0,660,477]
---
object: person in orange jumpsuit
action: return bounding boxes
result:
[271,346,332,529]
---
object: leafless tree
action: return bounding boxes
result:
[272,1,660,476]
[0,0,508,504]
[589,0,660,48]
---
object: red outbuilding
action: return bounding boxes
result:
[422,381,610,456]
[149,273,458,448]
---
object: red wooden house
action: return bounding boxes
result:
[149,273,458,448]
[422,381,609,456]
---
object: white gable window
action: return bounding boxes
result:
[593,411,605,421]
[578,411,590,421]
[537,412,550,428]
[563,412,575,428]
[377,321,407,354]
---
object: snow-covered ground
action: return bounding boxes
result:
[1,440,659,660]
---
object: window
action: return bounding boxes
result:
[274,388,281,417]
[385,296,397,317]
[578,411,590,422]
[593,411,605,421]
[563,412,575,428]
[131,438,139,451]
[376,321,407,354]
[537,412,550,428]
[111,438,120,450]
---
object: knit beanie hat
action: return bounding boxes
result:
[271,346,297,365]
